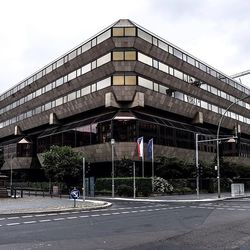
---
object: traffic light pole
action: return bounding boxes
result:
[133,162,136,199]
[195,133,199,198]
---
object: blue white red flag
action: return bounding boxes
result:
[147,138,153,160]
[137,137,144,158]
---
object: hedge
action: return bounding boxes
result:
[95,177,152,197]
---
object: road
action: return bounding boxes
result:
[1,199,250,249]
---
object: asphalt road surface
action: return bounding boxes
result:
[1,199,250,249]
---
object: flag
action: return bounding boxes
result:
[147,138,153,160]
[137,137,144,158]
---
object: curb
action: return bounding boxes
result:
[96,195,250,203]
[0,200,112,216]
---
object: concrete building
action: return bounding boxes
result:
[0,19,250,179]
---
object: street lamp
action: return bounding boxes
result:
[82,157,86,202]
[216,94,250,198]
[111,138,115,198]
[196,134,237,198]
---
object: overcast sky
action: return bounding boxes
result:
[1,0,250,94]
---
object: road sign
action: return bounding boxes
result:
[70,188,80,200]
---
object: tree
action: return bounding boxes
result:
[155,156,193,179]
[0,149,4,171]
[115,157,135,177]
[42,145,83,188]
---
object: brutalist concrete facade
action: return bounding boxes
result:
[0,19,250,177]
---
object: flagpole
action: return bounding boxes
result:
[151,140,154,192]
[142,152,144,177]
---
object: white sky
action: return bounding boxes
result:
[1,0,250,94]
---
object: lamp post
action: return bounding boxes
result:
[216,94,250,198]
[111,139,115,198]
[195,133,199,198]
[82,157,86,202]
[195,134,237,198]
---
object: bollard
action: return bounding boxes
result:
[14,189,16,199]
[21,189,23,198]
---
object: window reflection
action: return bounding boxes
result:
[113,76,125,85]
[112,27,124,36]
[124,27,136,36]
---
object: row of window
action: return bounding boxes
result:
[0,77,112,128]
[137,28,250,96]
[0,50,139,115]
[36,119,216,155]
[1,71,250,130]
[137,52,250,112]
[1,49,140,118]
[0,53,112,115]
[0,26,137,103]
[0,29,112,102]
[138,76,250,124]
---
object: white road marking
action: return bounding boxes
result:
[22,215,33,218]
[39,219,51,223]
[23,221,36,224]
[53,218,65,221]
[7,216,20,220]
[7,223,20,226]
[67,216,78,220]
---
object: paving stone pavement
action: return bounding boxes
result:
[0,196,110,215]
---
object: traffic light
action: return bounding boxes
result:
[199,165,203,176]
[128,165,133,176]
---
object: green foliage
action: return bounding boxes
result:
[117,184,133,197]
[174,187,193,194]
[0,150,4,170]
[95,177,152,197]
[155,156,195,179]
[220,161,250,178]
[41,145,83,188]
[115,157,136,177]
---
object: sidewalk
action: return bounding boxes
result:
[0,196,111,215]
[1,192,249,215]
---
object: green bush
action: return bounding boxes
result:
[174,187,193,194]
[95,177,152,197]
[117,184,133,197]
